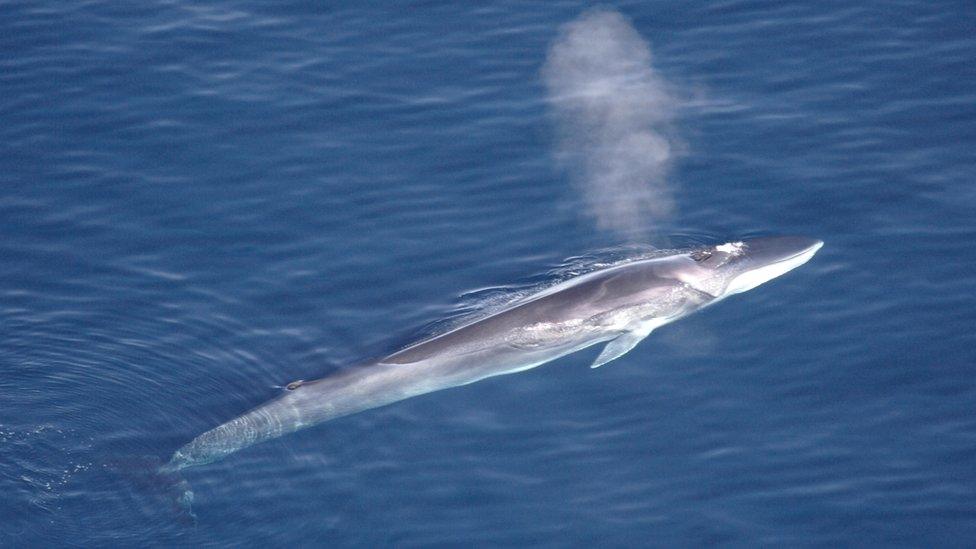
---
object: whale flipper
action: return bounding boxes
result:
[590,331,648,368]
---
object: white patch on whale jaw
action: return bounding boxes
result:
[715,241,745,255]
[724,242,822,296]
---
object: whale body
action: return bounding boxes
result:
[165,236,823,471]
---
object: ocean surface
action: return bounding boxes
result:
[3,1,975,546]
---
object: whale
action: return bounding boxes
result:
[165,236,822,473]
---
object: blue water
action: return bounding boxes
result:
[3,1,975,546]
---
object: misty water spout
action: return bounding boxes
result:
[542,9,680,238]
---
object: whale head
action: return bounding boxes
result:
[678,236,823,299]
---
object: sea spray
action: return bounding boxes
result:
[542,9,681,239]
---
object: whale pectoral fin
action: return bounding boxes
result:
[590,331,649,368]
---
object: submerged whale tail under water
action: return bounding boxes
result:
[160,236,823,512]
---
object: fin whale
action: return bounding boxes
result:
[164,237,823,473]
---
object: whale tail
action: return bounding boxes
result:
[157,461,196,523]
[104,455,197,525]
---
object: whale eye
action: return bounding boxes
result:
[286,380,304,391]
[691,250,712,262]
